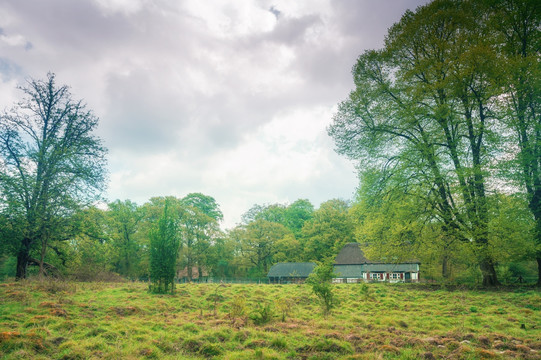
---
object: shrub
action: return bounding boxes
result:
[249,302,274,325]
[228,295,246,321]
[306,261,338,316]
[276,297,294,322]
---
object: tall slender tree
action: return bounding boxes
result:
[149,198,179,293]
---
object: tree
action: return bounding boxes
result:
[239,219,291,277]
[67,206,116,281]
[306,261,338,316]
[0,73,107,279]
[284,199,314,238]
[350,169,467,281]
[149,198,180,294]
[107,200,143,278]
[179,193,223,280]
[301,199,355,262]
[492,0,541,285]
[242,203,287,224]
[329,0,505,285]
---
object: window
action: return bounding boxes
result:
[370,273,380,280]
[390,273,400,280]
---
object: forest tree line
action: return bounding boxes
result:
[0,191,538,284]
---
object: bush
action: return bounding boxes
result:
[306,261,338,316]
[249,302,274,325]
[228,295,246,320]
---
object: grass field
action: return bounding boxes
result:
[1,280,540,359]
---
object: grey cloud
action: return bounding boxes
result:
[0,58,22,79]
[263,14,323,45]
[0,0,431,227]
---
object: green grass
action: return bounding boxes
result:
[1,280,540,359]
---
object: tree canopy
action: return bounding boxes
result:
[0,73,107,279]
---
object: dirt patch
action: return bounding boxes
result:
[50,308,68,317]
[476,349,498,358]
[378,344,401,354]
[244,339,268,349]
[39,301,61,309]
[109,306,139,316]
[0,331,21,341]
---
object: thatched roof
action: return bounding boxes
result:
[267,262,316,278]
[334,243,373,265]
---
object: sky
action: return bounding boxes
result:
[0,0,429,229]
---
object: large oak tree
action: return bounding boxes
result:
[329,0,508,285]
[0,73,107,279]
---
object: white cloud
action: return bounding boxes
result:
[0,0,429,229]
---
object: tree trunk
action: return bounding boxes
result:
[530,211,541,287]
[187,255,193,281]
[537,255,541,288]
[442,253,449,280]
[15,238,32,280]
[480,259,499,287]
[39,236,48,277]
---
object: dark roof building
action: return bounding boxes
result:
[334,243,420,283]
[335,242,372,264]
[267,262,316,284]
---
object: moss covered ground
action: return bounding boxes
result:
[0,280,540,359]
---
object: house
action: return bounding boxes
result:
[267,262,316,284]
[333,243,420,283]
[177,266,209,282]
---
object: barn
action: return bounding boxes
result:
[267,262,316,284]
[333,243,420,283]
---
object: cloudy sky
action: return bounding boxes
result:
[0,0,428,229]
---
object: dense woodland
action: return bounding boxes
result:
[1,0,540,286]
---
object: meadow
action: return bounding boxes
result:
[1,280,540,359]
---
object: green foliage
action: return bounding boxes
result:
[0,256,16,279]
[107,200,144,278]
[329,0,541,286]
[0,73,107,279]
[275,297,294,322]
[238,219,292,278]
[358,282,373,301]
[228,294,246,320]
[249,302,274,325]
[301,199,354,262]
[306,261,338,316]
[148,199,180,294]
[178,193,223,281]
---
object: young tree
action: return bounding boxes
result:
[306,261,338,316]
[149,198,180,294]
[0,73,107,279]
